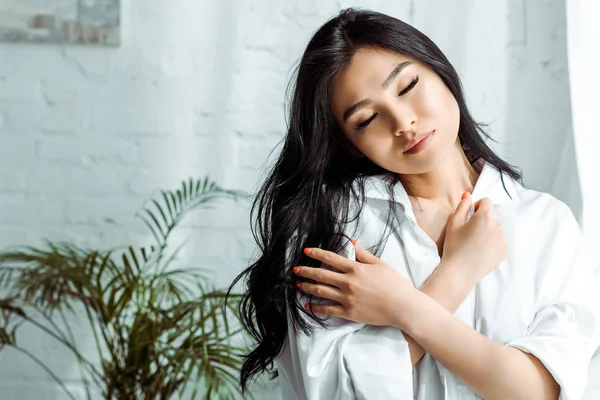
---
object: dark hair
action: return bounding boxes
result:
[228,7,521,392]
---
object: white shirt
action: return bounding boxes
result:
[277,162,600,399]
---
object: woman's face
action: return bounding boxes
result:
[330,47,461,175]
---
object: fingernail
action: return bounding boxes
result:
[461,191,469,200]
[303,248,311,255]
[293,266,300,274]
[296,281,301,288]
[350,238,357,246]
[305,303,311,311]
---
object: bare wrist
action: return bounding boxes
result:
[390,261,474,331]
[423,261,474,309]
[389,285,423,330]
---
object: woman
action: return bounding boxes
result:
[230,8,599,399]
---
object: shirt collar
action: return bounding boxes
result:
[361,161,519,220]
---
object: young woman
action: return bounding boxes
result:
[230,8,600,400]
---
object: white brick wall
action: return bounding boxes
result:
[1,0,594,399]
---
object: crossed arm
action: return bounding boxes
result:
[401,264,560,400]
[295,248,561,400]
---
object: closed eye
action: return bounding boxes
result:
[354,76,419,131]
[356,114,377,130]
[398,76,418,96]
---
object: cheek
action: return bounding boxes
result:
[415,80,460,126]
[444,94,461,134]
[351,133,398,163]
[353,135,388,156]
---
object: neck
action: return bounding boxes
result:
[399,139,479,208]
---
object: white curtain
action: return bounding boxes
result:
[566,0,600,259]
[567,2,600,398]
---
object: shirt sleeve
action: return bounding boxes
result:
[288,237,414,400]
[506,205,600,400]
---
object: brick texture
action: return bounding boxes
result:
[0,0,591,398]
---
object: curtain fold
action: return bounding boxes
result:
[566,0,600,257]
[566,2,600,398]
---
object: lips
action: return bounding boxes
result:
[403,130,435,153]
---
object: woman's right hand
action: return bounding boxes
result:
[439,193,507,288]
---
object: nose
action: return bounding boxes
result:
[389,104,417,137]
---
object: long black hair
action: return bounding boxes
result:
[229,7,521,392]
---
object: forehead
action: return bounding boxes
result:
[330,48,414,112]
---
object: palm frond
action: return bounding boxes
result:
[0,176,251,399]
[135,176,246,249]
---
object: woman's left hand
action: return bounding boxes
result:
[294,243,413,326]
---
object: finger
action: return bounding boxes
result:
[354,244,379,264]
[474,198,488,211]
[297,282,343,303]
[294,266,345,287]
[303,248,354,272]
[474,198,493,216]
[450,191,472,227]
[306,303,346,319]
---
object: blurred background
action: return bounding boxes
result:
[0,0,597,398]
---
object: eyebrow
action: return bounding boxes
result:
[342,61,412,122]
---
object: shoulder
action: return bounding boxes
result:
[512,183,579,232]
[509,184,582,266]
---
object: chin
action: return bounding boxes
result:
[392,150,448,175]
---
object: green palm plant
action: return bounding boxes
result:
[0,177,251,400]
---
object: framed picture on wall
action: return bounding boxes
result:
[0,0,120,46]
